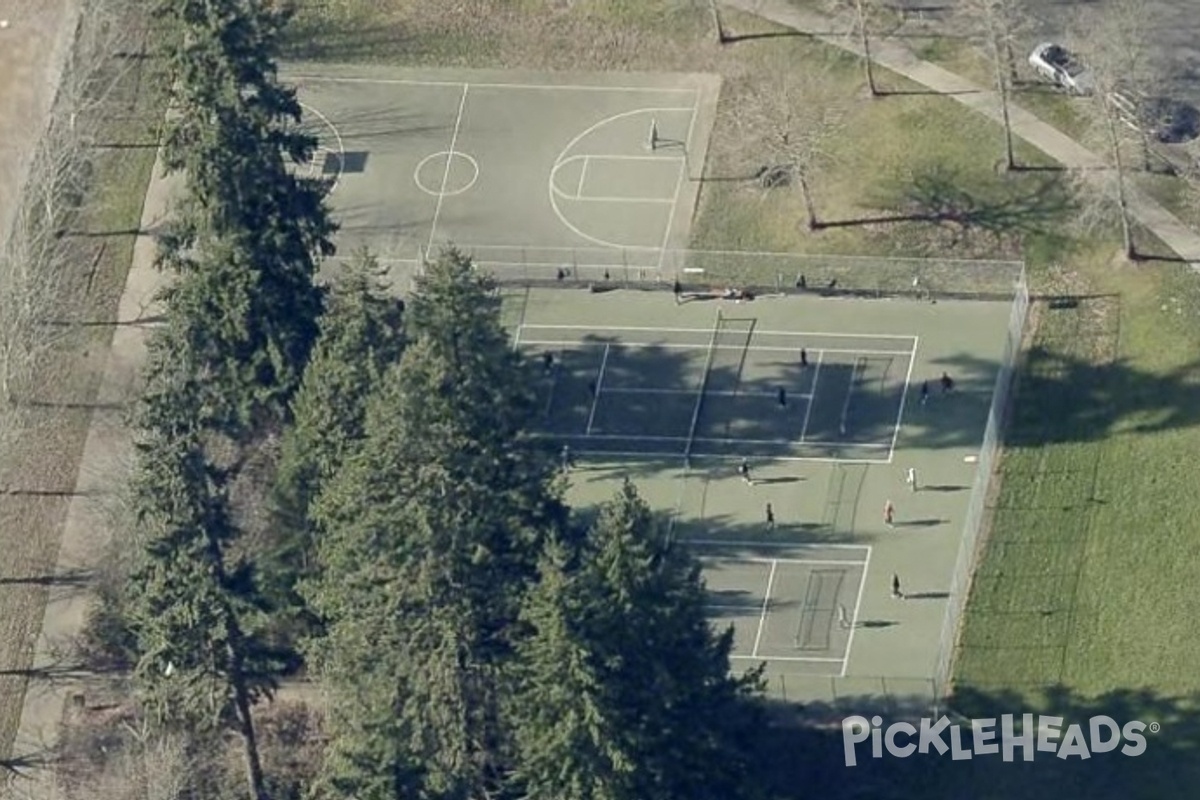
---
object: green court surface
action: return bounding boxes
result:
[279,61,1019,709]
[280,63,720,286]
[516,287,1014,707]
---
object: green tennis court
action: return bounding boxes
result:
[515,285,1016,704]
[697,543,870,677]
[518,315,916,463]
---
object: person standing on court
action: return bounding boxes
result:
[738,458,753,485]
[920,380,929,405]
[560,444,573,474]
[673,278,683,304]
[765,503,775,531]
[940,371,954,393]
[884,499,895,528]
[905,467,918,492]
[777,387,787,409]
[543,351,554,374]
[800,348,809,368]
[891,573,904,600]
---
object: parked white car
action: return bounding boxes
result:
[1029,43,1093,95]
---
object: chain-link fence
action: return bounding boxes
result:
[932,268,1030,699]
[394,244,1028,300]
[762,674,945,723]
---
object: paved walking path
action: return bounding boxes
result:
[723,0,1200,268]
[2,156,176,800]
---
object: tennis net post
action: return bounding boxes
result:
[684,307,723,467]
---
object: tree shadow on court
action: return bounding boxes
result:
[541,298,1200,464]
[752,684,1200,800]
[678,514,865,547]
[902,300,1200,451]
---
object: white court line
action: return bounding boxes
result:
[750,559,779,658]
[560,433,891,449]
[687,539,870,554]
[560,196,676,204]
[885,337,920,466]
[841,545,873,678]
[549,106,698,251]
[517,340,912,357]
[576,155,588,198]
[698,556,871,567]
[425,84,469,256]
[287,75,701,93]
[585,343,611,434]
[552,154,681,202]
[602,386,813,400]
[562,449,891,465]
[730,654,845,663]
[562,433,683,442]
[655,112,692,269]
[519,324,918,340]
[297,102,347,193]
[798,349,823,445]
[572,154,690,162]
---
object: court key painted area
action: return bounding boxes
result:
[280,63,720,285]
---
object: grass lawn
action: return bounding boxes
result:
[939,247,1200,797]
[285,2,1200,796]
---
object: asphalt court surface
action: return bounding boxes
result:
[279,64,720,279]
[520,289,1015,702]
[519,324,916,462]
[696,543,871,677]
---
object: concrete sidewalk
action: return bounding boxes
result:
[723,0,1200,268]
[1,154,176,800]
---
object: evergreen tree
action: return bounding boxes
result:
[304,248,565,800]
[273,248,406,547]
[513,481,766,800]
[126,420,283,800]
[266,249,405,632]
[152,0,335,437]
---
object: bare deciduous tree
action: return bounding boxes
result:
[826,0,886,96]
[57,710,193,800]
[1068,0,1158,260]
[955,0,1031,170]
[0,0,144,488]
[728,52,848,231]
[1179,143,1200,230]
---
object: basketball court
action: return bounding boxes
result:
[280,63,720,284]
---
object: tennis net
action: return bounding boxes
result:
[684,308,723,467]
